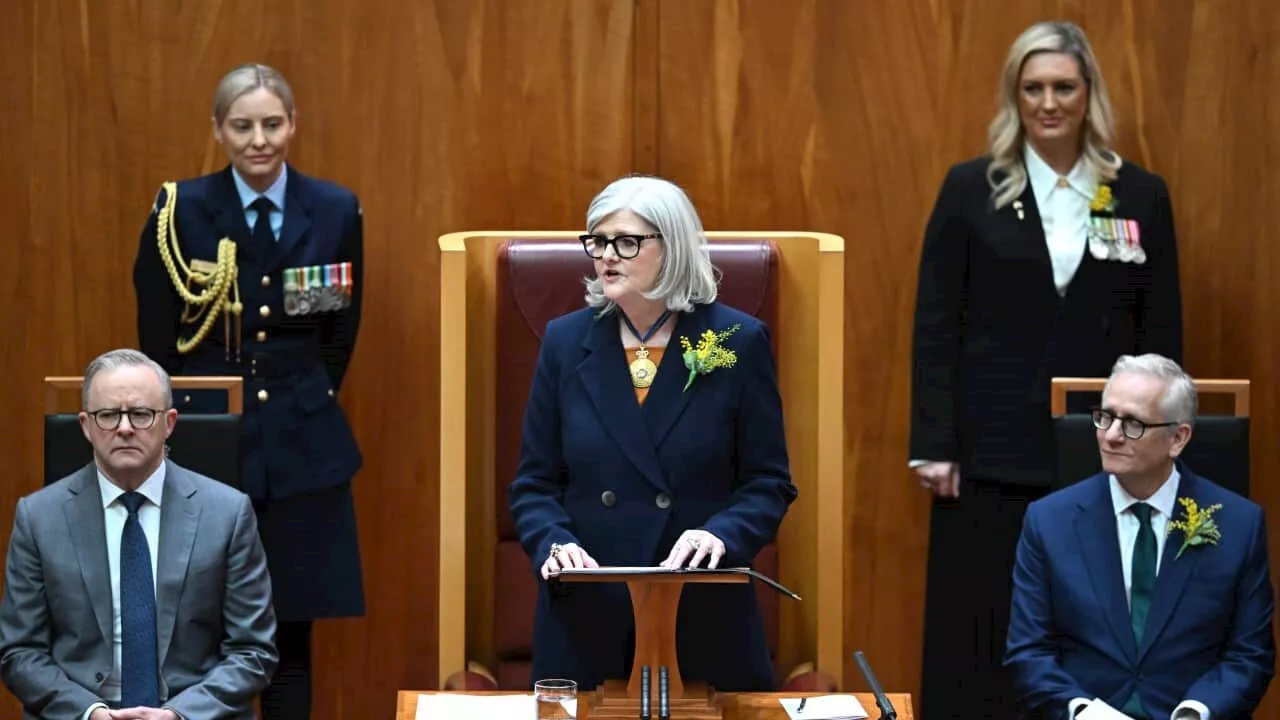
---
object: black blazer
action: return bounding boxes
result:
[133,165,364,501]
[910,155,1183,486]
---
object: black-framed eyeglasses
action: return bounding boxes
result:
[579,233,661,260]
[86,407,164,431]
[1091,408,1178,440]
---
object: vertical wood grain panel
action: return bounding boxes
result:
[654,1,1280,715]
[0,1,634,718]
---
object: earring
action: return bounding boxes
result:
[1012,200,1025,221]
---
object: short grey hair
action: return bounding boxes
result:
[82,349,173,410]
[583,175,719,313]
[1104,353,1198,427]
[212,63,296,125]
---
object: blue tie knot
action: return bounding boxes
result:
[120,491,147,516]
[1131,502,1153,525]
[251,196,274,214]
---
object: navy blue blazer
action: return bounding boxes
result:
[133,165,363,501]
[1006,466,1275,719]
[508,301,798,692]
[911,156,1183,485]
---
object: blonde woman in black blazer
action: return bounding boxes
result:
[909,21,1183,720]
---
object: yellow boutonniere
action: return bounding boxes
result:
[1089,184,1116,213]
[1166,497,1223,559]
[678,324,740,391]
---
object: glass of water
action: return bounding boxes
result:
[534,678,578,720]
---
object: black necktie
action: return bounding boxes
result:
[251,197,276,249]
[119,491,160,707]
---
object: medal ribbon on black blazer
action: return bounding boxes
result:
[620,309,672,389]
[119,492,160,707]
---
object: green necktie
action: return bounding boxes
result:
[1130,502,1157,644]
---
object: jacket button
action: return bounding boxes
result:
[327,388,335,397]
[261,275,271,288]
[256,330,267,342]
[601,490,617,507]
[94,672,103,682]
[259,305,270,318]
[183,395,191,404]
[655,493,671,509]
[257,390,269,402]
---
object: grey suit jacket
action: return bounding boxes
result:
[0,461,278,719]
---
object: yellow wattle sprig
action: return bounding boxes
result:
[1166,497,1223,559]
[679,323,741,391]
[1089,184,1115,213]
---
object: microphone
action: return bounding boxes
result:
[853,650,897,720]
[640,665,651,720]
[658,665,670,720]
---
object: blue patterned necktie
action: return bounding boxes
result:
[119,491,160,707]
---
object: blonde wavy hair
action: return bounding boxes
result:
[986,21,1121,209]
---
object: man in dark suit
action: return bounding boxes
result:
[0,349,277,720]
[1005,354,1274,719]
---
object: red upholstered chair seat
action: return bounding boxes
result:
[447,238,834,694]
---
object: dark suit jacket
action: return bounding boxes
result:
[910,156,1183,485]
[0,461,278,720]
[508,301,797,692]
[133,165,363,501]
[1005,467,1275,719]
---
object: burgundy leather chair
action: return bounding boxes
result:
[445,238,836,693]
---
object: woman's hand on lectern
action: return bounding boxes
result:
[541,542,600,580]
[660,529,725,570]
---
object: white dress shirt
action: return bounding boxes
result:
[83,465,165,718]
[1067,468,1211,720]
[1023,142,1095,297]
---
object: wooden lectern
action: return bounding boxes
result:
[555,567,801,720]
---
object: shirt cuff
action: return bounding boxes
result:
[1173,699,1210,720]
[909,459,930,468]
[83,703,109,720]
[1068,697,1091,717]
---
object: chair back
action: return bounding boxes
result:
[43,376,245,490]
[1050,378,1250,497]
[489,238,780,689]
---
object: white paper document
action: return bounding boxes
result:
[1077,698,1136,719]
[414,692,539,719]
[778,694,869,719]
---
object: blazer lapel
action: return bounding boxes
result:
[64,465,113,648]
[1137,475,1205,662]
[275,166,312,266]
[1007,178,1058,297]
[642,307,707,448]
[577,311,670,493]
[1074,477,1138,664]
[155,461,200,666]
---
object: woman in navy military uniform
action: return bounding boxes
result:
[132,63,364,720]
[508,175,798,693]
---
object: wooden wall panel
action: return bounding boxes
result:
[2,1,1277,718]
[654,0,1280,715]
[0,1,635,718]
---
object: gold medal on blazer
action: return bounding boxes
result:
[1087,184,1146,264]
[283,262,355,316]
[630,347,658,388]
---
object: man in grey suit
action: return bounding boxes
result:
[0,348,278,719]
